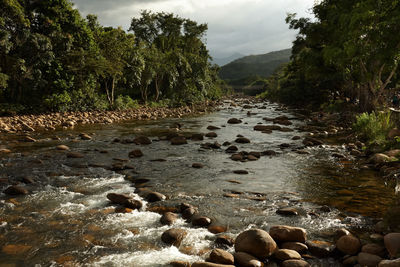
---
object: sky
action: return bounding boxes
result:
[71,0,316,58]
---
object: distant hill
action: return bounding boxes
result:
[212,52,245,66]
[218,48,291,81]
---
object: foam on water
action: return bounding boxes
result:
[92,246,201,267]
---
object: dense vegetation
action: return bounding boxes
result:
[219,49,291,84]
[260,0,400,112]
[0,0,227,114]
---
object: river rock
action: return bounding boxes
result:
[226,145,238,153]
[215,235,234,248]
[336,235,361,255]
[171,136,187,145]
[269,225,307,243]
[361,243,386,257]
[67,152,84,158]
[209,248,234,265]
[227,118,242,124]
[281,242,308,253]
[274,249,301,261]
[370,153,392,164]
[133,136,152,145]
[208,225,227,234]
[170,261,191,267]
[342,255,358,265]
[262,150,276,156]
[129,149,143,158]
[207,125,221,130]
[79,133,92,140]
[160,212,179,225]
[235,137,250,143]
[182,207,197,220]
[146,191,166,202]
[235,229,277,259]
[277,207,298,216]
[123,199,143,210]
[302,137,323,146]
[192,216,212,227]
[4,185,28,195]
[379,258,400,267]
[281,259,310,267]
[106,193,142,210]
[384,233,400,258]
[192,163,204,168]
[357,252,382,267]
[247,155,258,161]
[192,263,235,267]
[161,228,187,247]
[231,154,243,161]
[56,145,69,150]
[206,132,218,138]
[233,170,248,175]
[306,240,334,258]
[234,252,264,267]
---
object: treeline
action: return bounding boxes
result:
[0,0,227,114]
[260,0,400,111]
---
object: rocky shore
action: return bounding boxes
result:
[0,101,218,133]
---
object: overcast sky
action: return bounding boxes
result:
[71,0,315,58]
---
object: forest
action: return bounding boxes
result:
[259,0,400,113]
[0,0,227,115]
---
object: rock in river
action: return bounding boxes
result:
[161,228,187,247]
[129,149,143,158]
[133,136,152,145]
[171,136,187,145]
[235,229,277,259]
[234,251,264,267]
[160,212,179,225]
[145,191,166,202]
[209,248,234,265]
[269,225,307,243]
[4,185,28,195]
[227,118,242,124]
[384,232,400,258]
[274,249,302,261]
[336,234,361,255]
[235,137,250,144]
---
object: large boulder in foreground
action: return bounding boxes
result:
[269,225,307,243]
[336,235,361,255]
[384,233,400,258]
[234,229,277,259]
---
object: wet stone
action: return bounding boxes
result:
[277,207,299,216]
[207,125,221,130]
[4,185,28,195]
[234,252,264,267]
[306,240,335,258]
[233,170,248,175]
[336,235,361,255]
[160,212,179,225]
[67,152,84,158]
[274,249,302,261]
[133,136,152,145]
[205,132,218,138]
[235,137,250,144]
[282,260,310,267]
[192,216,212,227]
[161,228,187,247]
[170,136,187,145]
[56,145,69,150]
[209,248,234,265]
[192,163,204,168]
[146,191,166,202]
[269,225,307,243]
[129,149,143,158]
[235,229,277,259]
[227,118,242,124]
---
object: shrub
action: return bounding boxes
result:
[114,95,139,110]
[353,111,393,147]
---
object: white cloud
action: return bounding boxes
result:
[71,0,315,57]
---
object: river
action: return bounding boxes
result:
[0,98,397,266]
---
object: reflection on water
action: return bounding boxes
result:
[0,101,398,265]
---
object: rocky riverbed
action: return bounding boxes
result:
[0,96,399,266]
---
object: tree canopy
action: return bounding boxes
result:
[0,1,226,114]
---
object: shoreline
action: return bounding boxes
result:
[0,100,219,134]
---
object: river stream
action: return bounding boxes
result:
[0,99,397,266]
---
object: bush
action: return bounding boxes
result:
[353,111,393,147]
[114,95,139,110]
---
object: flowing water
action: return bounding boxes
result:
[0,100,398,266]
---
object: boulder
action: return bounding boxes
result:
[235,229,277,259]
[160,212,179,225]
[233,170,248,175]
[226,146,238,152]
[146,191,166,202]
[369,153,391,164]
[171,136,187,145]
[205,132,218,138]
[361,243,386,257]
[133,136,152,145]
[4,185,28,195]
[276,207,298,216]
[384,233,400,258]
[192,163,204,169]
[227,118,242,124]
[182,207,197,220]
[170,261,191,267]
[192,216,212,227]
[207,125,221,130]
[161,228,187,247]
[357,252,382,267]
[305,240,334,258]
[269,225,307,243]
[215,235,234,248]
[282,260,310,267]
[106,193,142,210]
[274,249,301,261]
[209,248,234,265]
[129,149,143,158]
[56,145,69,150]
[192,263,234,267]
[336,235,361,255]
[234,252,264,267]
[235,137,250,144]
[379,258,400,267]
[281,242,308,253]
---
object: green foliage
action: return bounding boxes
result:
[353,111,394,147]
[114,95,139,110]
[0,3,223,114]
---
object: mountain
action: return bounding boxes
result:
[211,53,245,66]
[218,48,291,81]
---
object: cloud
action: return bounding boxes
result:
[71,0,315,57]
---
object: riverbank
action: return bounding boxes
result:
[0,100,219,133]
